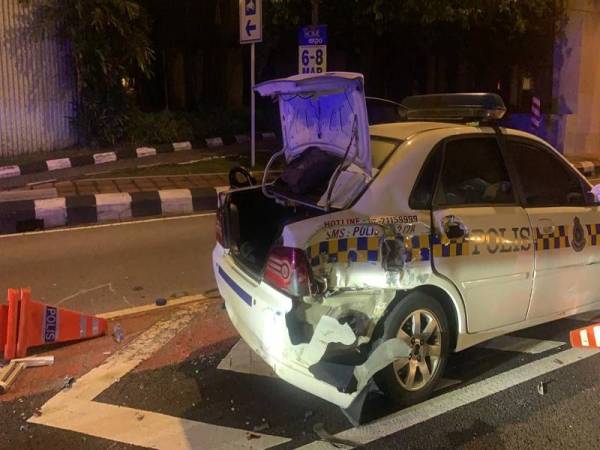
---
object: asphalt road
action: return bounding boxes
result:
[0,214,217,313]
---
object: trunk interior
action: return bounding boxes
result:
[224,187,324,277]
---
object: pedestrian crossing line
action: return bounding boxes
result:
[478,335,565,354]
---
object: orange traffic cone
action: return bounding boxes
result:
[0,303,8,351]
[13,288,108,358]
[570,323,600,349]
[3,289,20,360]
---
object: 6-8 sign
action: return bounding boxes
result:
[299,44,326,74]
[298,25,327,74]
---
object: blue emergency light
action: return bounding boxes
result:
[401,93,507,122]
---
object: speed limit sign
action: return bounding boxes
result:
[298,25,327,74]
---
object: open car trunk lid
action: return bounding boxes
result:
[255,72,372,175]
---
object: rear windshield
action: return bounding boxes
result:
[371,136,402,170]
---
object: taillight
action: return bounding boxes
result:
[264,247,312,297]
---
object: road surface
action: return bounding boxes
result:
[0,214,217,313]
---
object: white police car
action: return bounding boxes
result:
[213,72,600,421]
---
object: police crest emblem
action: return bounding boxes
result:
[572,217,586,252]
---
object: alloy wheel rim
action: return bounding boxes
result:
[393,309,442,391]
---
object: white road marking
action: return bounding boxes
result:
[0,212,215,239]
[29,303,289,449]
[299,347,600,449]
[478,335,564,354]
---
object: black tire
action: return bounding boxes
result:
[374,292,450,406]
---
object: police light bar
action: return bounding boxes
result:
[401,93,507,122]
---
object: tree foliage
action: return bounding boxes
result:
[264,0,565,99]
[22,0,155,145]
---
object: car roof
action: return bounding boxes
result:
[369,121,465,140]
[369,121,550,147]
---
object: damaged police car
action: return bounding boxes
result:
[213,72,600,421]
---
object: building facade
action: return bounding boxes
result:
[0,0,76,157]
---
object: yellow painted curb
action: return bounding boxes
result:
[97,294,222,320]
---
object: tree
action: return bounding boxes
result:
[22,0,155,145]
[263,0,565,102]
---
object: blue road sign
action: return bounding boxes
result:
[298,25,328,46]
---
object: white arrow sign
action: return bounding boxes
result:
[239,0,262,44]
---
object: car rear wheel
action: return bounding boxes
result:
[374,292,449,406]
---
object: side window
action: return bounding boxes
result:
[506,142,588,207]
[409,146,442,210]
[436,138,514,206]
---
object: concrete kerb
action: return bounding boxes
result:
[0,132,278,180]
[0,187,217,234]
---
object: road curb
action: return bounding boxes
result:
[0,187,218,234]
[0,132,278,180]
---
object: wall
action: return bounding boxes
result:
[0,0,76,157]
[553,0,600,156]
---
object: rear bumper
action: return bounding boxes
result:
[212,244,359,409]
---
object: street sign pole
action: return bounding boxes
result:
[239,0,262,168]
[251,43,256,167]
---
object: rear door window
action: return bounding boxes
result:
[435,137,515,207]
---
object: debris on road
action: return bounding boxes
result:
[313,423,357,448]
[253,421,270,432]
[0,356,55,394]
[135,412,145,421]
[0,361,25,394]
[246,432,261,440]
[537,381,548,395]
[63,376,76,390]
[112,323,125,343]
[155,297,167,307]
